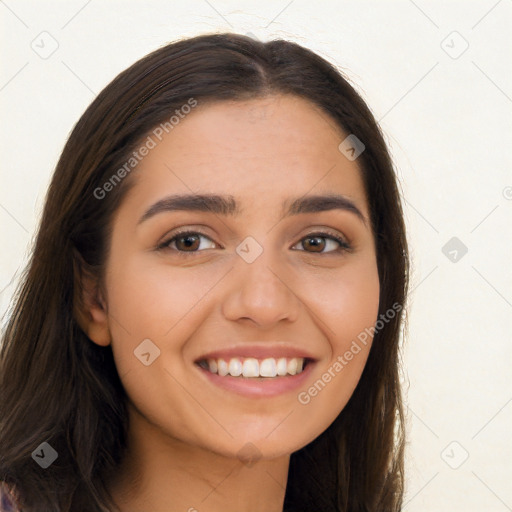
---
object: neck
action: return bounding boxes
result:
[106,404,289,512]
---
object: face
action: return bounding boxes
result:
[86,94,380,461]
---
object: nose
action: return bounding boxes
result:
[221,248,301,328]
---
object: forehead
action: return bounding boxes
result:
[122,94,369,218]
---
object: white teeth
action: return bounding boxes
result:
[228,358,243,377]
[242,358,259,377]
[260,358,277,377]
[208,359,218,374]
[276,357,288,376]
[201,357,307,378]
[287,358,298,375]
[218,359,229,377]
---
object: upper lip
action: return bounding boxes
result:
[194,344,318,363]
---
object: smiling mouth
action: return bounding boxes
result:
[195,356,313,378]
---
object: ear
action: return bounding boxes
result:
[72,248,112,347]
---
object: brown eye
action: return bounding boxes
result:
[302,236,326,252]
[175,234,200,251]
[292,232,350,254]
[158,231,217,253]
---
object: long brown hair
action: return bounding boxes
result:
[0,32,409,511]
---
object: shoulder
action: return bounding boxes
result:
[0,482,21,512]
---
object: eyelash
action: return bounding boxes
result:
[156,228,351,256]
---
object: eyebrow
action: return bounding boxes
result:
[138,193,367,225]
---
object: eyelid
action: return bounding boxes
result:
[156,227,221,251]
[292,229,351,252]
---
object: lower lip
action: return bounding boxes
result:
[195,361,316,398]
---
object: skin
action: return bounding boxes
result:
[81,94,380,512]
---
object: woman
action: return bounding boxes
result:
[0,32,408,511]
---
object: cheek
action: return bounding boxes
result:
[106,254,223,338]
[296,257,379,420]
[308,255,380,350]
[102,252,224,388]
